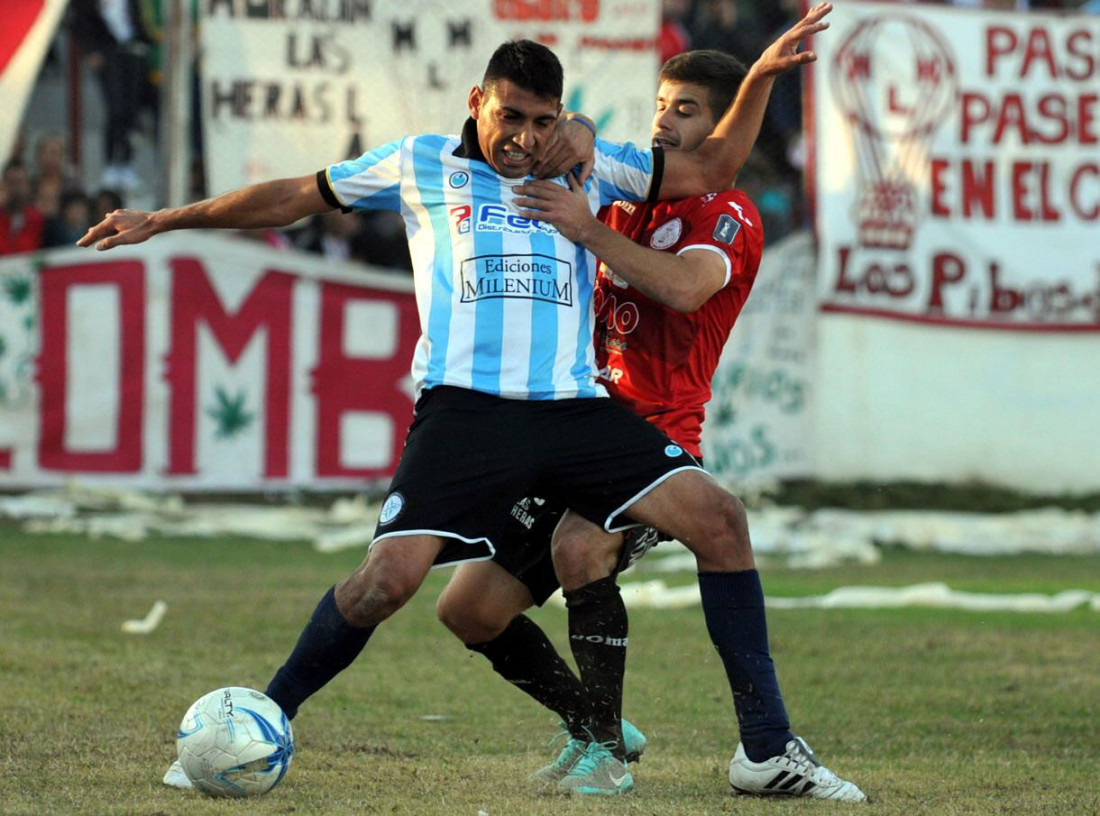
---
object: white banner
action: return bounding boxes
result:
[200,0,661,194]
[0,235,418,491]
[812,2,1099,331]
[703,232,815,486]
[1,0,68,164]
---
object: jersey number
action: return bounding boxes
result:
[598,290,640,335]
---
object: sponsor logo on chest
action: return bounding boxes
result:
[460,254,574,306]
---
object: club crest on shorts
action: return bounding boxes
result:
[664,444,683,458]
[379,492,405,525]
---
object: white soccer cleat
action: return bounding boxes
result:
[728,737,867,802]
[162,759,193,790]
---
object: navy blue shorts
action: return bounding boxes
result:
[372,386,701,567]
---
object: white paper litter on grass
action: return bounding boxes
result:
[1,484,1098,563]
[601,580,1097,613]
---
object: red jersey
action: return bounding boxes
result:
[594,190,763,457]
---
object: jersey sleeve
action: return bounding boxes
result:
[677,193,764,290]
[591,139,663,207]
[319,138,406,212]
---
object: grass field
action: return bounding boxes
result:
[1,521,1097,815]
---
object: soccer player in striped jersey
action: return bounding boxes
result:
[79,6,839,797]
[436,47,865,803]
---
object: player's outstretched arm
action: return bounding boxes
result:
[515,175,726,312]
[658,2,832,200]
[77,174,332,251]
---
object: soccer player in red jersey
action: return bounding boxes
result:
[437,46,865,800]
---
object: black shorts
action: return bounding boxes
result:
[491,495,671,605]
[372,386,701,567]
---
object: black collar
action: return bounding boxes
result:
[453,118,487,163]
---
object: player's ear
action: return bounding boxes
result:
[468,86,484,119]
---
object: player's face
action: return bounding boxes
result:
[469,80,562,178]
[651,81,719,153]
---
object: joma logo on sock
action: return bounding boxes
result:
[571,634,628,647]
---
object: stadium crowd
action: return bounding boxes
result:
[2,0,1093,260]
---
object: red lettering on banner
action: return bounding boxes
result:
[37,262,146,472]
[1011,161,1060,222]
[986,25,1097,80]
[1020,28,1059,79]
[930,159,950,217]
[312,281,419,479]
[1066,30,1097,81]
[493,0,599,22]
[985,26,1017,77]
[833,246,914,299]
[959,91,1098,145]
[929,157,1100,222]
[165,258,294,478]
[928,253,966,314]
[845,52,870,81]
[578,36,653,51]
[1070,163,1100,219]
[962,160,996,219]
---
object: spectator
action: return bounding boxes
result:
[71,0,156,192]
[32,134,83,219]
[91,188,125,226]
[292,210,364,263]
[0,161,46,256]
[44,191,93,248]
[354,211,412,273]
[658,0,692,65]
[689,0,766,66]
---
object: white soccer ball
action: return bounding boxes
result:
[176,686,294,798]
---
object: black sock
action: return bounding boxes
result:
[467,614,592,739]
[265,586,375,719]
[564,576,627,756]
[698,570,793,761]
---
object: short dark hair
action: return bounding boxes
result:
[483,39,563,101]
[659,50,749,123]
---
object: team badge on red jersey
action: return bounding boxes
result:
[649,218,682,250]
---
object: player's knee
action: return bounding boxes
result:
[553,531,618,592]
[436,597,508,644]
[338,568,418,627]
[683,489,753,570]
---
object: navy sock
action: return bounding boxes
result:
[564,576,627,755]
[467,614,592,739]
[265,586,375,719]
[698,570,793,761]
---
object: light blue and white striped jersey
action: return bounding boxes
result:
[321,121,662,401]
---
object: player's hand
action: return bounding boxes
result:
[514,173,595,244]
[751,2,831,77]
[532,116,595,183]
[77,209,159,250]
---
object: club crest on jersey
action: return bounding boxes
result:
[448,171,470,189]
[379,492,405,525]
[713,213,741,245]
[664,444,684,458]
[650,218,682,250]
